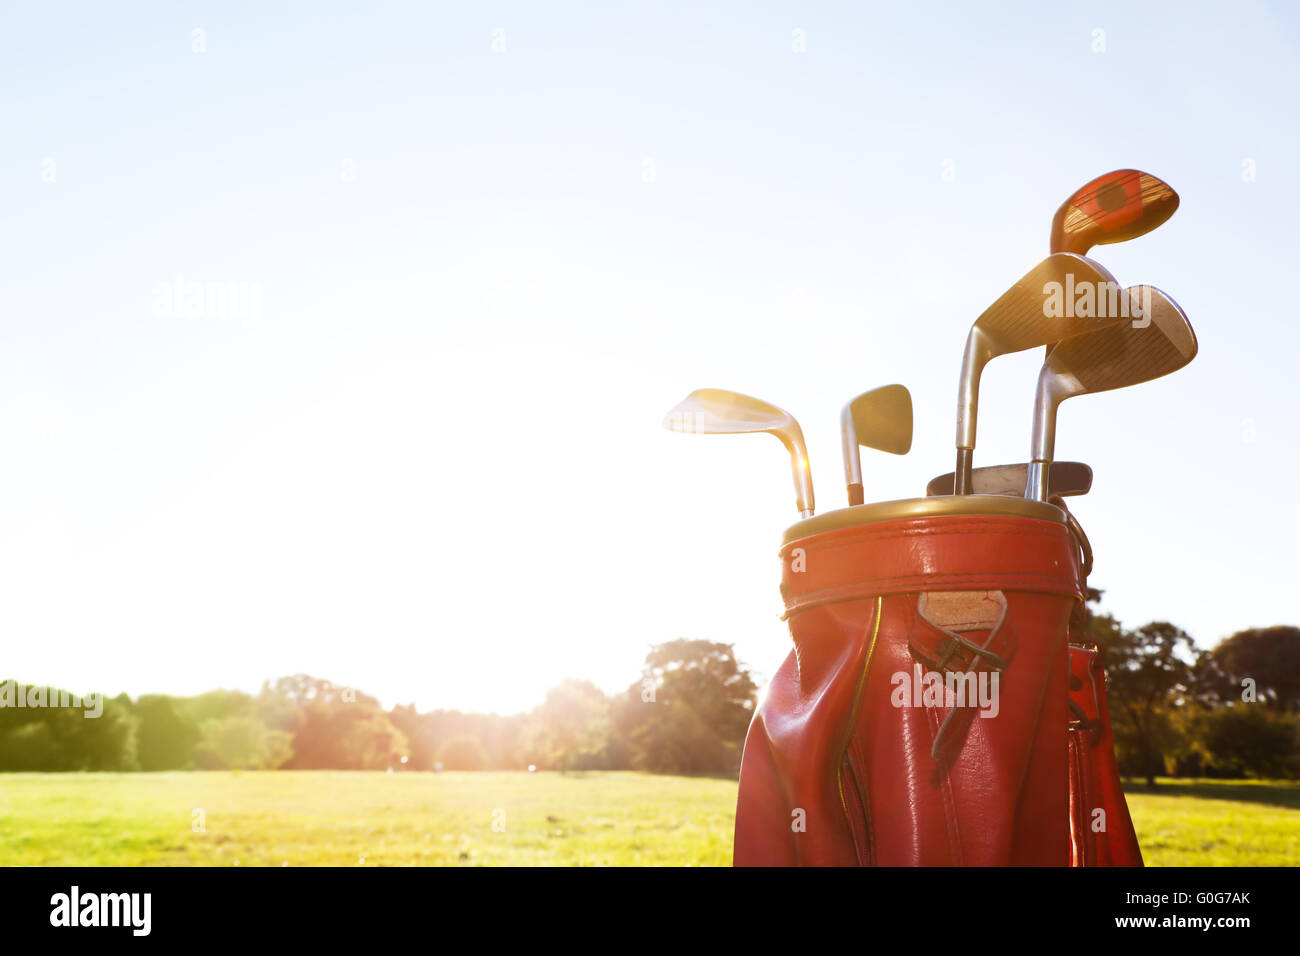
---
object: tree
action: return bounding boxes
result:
[615,640,758,776]
[1103,622,1196,788]
[438,735,488,770]
[1212,626,1300,712]
[529,680,610,770]
[134,696,200,770]
[1184,648,1235,709]
[177,689,256,724]
[196,716,288,770]
[275,677,408,770]
[0,684,135,771]
[389,704,436,770]
[1199,705,1299,778]
[66,693,136,771]
[0,720,57,771]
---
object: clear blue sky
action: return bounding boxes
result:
[2,1,1297,712]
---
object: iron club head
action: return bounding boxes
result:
[663,388,815,517]
[1025,286,1197,500]
[953,252,1130,493]
[840,384,912,506]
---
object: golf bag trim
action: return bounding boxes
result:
[834,595,882,852]
[780,494,1067,544]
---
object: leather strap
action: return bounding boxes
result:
[912,590,1017,762]
[1068,642,1104,737]
[1052,497,1094,581]
[912,590,1015,674]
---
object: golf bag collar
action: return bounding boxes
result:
[779,508,1084,621]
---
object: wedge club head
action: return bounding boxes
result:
[663,388,815,517]
[926,461,1092,498]
[841,384,912,506]
[1025,286,1197,500]
[1050,169,1179,257]
[953,252,1130,493]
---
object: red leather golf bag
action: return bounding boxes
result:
[733,495,1139,866]
[1067,643,1143,866]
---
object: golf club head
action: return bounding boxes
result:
[1050,169,1179,257]
[841,384,912,506]
[926,461,1092,498]
[953,252,1129,492]
[1026,286,1197,500]
[663,388,815,517]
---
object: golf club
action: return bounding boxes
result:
[953,252,1130,494]
[1050,169,1179,257]
[926,461,1092,498]
[841,384,913,506]
[663,388,815,517]
[1025,286,1197,501]
[1036,168,1180,364]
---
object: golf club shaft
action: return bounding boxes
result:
[841,413,864,506]
[779,433,815,518]
[954,332,985,495]
[1025,461,1049,501]
[954,449,973,495]
[1025,365,1059,501]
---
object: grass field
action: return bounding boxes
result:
[0,772,1294,866]
[1123,778,1300,867]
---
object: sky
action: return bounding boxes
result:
[1,1,1297,713]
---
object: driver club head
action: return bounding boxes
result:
[1025,285,1197,500]
[663,388,815,517]
[953,252,1131,493]
[840,384,912,506]
[1050,169,1179,257]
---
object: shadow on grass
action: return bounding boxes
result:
[1122,778,1300,811]
[556,770,739,782]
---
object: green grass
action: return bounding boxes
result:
[0,771,737,866]
[1123,777,1300,866]
[0,771,1294,866]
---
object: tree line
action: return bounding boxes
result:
[1080,592,1299,785]
[0,608,1296,781]
[0,640,757,776]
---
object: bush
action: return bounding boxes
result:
[1200,705,1300,779]
[196,716,292,770]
